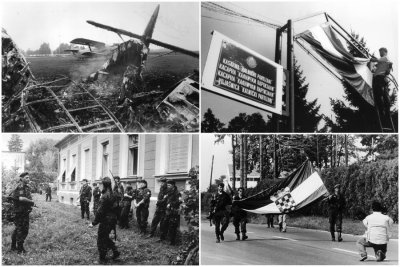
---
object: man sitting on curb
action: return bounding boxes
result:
[356,201,393,262]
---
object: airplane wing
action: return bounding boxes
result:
[70,38,106,48]
[64,49,79,53]
[81,51,107,57]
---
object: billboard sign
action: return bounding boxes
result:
[202,31,284,115]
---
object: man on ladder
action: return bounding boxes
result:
[370,47,394,131]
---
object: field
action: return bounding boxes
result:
[27,53,198,82]
[2,194,184,265]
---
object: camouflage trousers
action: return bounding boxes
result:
[160,213,179,244]
[81,200,90,219]
[12,213,30,245]
[329,210,342,236]
[136,205,149,233]
[233,216,247,234]
[97,217,118,260]
[150,208,166,235]
[119,205,131,228]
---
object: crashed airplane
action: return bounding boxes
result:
[2,4,199,132]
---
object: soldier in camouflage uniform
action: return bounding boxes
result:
[147,177,168,238]
[119,184,135,229]
[80,179,92,220]
[113,176,124,223]
[89,177,120,264]
[92,183,101,216]
[9,172,35,253]
[212,183,232,243]
[134,180,151,234]
[159,180,181,245]
[328,184,346,242]
[232,187,248,241]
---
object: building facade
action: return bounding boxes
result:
[55,134,199,206]
[226,164,260,188]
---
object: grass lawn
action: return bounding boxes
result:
[2,194,182,265]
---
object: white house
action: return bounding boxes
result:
[226,164,260,188]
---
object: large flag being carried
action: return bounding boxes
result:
[298,22,374,106]
[235,160,328,214]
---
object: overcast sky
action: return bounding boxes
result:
[1,1,199,52]
[201,0,398,128]
[1,134,66,152]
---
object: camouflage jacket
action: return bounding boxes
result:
[212,191,232,212]
[92,187,101,202]
[327,193,345,212]
[9,182,33,214]
[113,183,124,202]
[136,188,151,208]
[92,189,117,226]
[155,184,168,210]
[121,187,135,207]
[79,184,92,202]
[165,188,181,216]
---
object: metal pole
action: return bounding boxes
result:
[209,155,214,192]
[287,20,295,132]
[275,28,283,131]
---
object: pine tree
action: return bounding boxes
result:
[267,60,322,132]
[201,108,225,132]
[8,134,23,152]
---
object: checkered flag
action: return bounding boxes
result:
[275,193,296,213]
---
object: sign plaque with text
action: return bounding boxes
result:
[202,31,284,115]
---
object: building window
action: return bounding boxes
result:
[84,149,90,179]
[102,141,109,178]
[128,135,138,176]
[71,154,76,182]
[168,135,189,173]
[62,158,66,182]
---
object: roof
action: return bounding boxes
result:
[227,164,260,179]
[54,134,79,148]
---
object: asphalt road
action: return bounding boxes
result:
[201,220,398,265]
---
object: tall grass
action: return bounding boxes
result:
[2,194,181,265]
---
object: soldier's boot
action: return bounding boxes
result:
[17,243,27,254]
[337,232,343,242]
[242,233,248,241]
[11,235,17,251]
[331,232,336,241]
[279,222,283,232]
[220,232,224,241]
[112,250,120,260]
[236,233,240,240]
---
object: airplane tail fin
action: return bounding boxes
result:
[142,4,160,46]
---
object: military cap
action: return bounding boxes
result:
[159,177,167,182]
[82,179,88,182]
[218,183,225,188]
[19,172,29,178]
[139,179,147,186]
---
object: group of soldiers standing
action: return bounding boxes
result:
[83,176,182,263]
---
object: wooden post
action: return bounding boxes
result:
[287,20,295,132]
